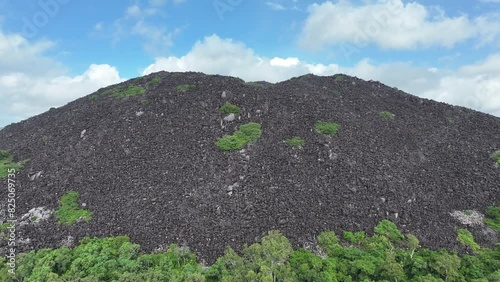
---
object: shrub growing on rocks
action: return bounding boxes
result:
[484,206,500,231]
[285,136,305,148]
[176,84,197,92]
[0,150,24,180]
[216,122,262,151]
[457,228,480,252]
[314,121,341,135]
[218,102,241,115]
[490,150,500,164]
[378,111,395,120]
[55,191,92,225]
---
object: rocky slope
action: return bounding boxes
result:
[0,71,498,262]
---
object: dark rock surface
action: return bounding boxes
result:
[0,71,498,262]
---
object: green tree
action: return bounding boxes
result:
[243,230,294,282]
[289,249,324,282]
[430,250,462,282]
[374,220,404,243]
[380,250,406,282]
[317,231,340,256]
[406,234,420,259]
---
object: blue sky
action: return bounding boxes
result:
[0,0,499,127]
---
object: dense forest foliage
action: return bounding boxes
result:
[1,220,499,281]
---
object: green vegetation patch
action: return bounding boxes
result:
[374,219,404,243]
[101,84,146,99]
[343,231,365,244]
[148,77,162,85]
[55,191,92,225]
[216,122,262,151]
[335,75,344,81]
[379,111,395,120]
[457,228,480,252]
[490,150,500,164]
[0,150,24,180]
[176,84,197,92]
[285,136,305,148]
[314,121,341,135]
[114,84,145,99]
[218,102,241,115]
[141,99,150,106]
[484,206,500,231]
[0,222,13,231]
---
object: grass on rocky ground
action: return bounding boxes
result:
[111,85,146,99]
[484,206,500,231]
[219,102,241,115]
[92,84,146,100]
[286,136,305,148]
[55,191,92,225]
[378,111,395,120]
[216,122,262,151]
[457,228,481,252]
[0,150,24,180]
[176,84,197,92]
[314,121,341,135]
[148,77,162,85]
[490,150,500,164]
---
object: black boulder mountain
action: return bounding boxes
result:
[0,71,498,262]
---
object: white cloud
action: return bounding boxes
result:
[270,57,300,67]
[143,34,500,117]
[142,35,340,82]
[266,2,286,10]
[473,13,500,47]
[299,0,499,50]
[420,54,500,115]
[327,56,500,117]
[0,30,124,126]
[0,64,123,119]
[0,32,63,76]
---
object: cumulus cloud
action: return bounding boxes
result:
[420,54,500,115]
[0,32,63,76]
[143,34,500,117]
[298,0,499,50]
[142,35,340,82]
[0,30,124,126]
